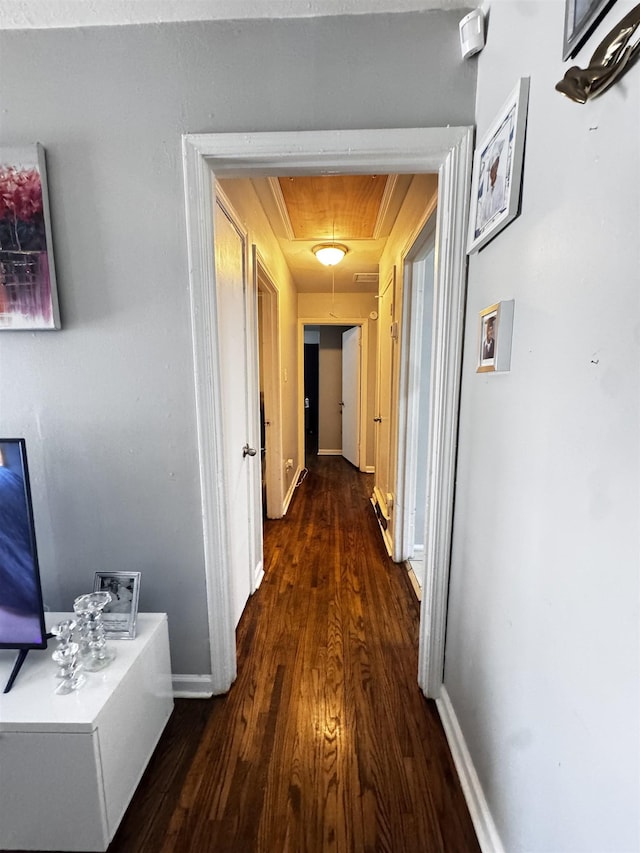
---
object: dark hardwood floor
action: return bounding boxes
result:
[107,456,480,853]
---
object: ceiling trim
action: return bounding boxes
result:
[266,177,296,242]
[372,174,399,240]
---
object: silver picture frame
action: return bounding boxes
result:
[476,300,515,374]
[467,78,530,255]
[93,571,141,639]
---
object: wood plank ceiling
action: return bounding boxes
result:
[278,175,388,240]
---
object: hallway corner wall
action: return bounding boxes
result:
[446,2,640,851]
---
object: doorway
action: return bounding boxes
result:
[395,213,437,593]
[298,319,370,475]
[303,324,361,468]
[182,128,472,697]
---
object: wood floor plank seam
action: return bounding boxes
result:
[102,456,480,853]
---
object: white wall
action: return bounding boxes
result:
[446,2,640,851]
[0,13,474,678]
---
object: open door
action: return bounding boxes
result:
[214,192,263,628]
[341,326,361,467]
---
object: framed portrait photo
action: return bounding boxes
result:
[562,0,617,60]
[477,300,514,374]
[93,571,141,639]
[467,78,530,255]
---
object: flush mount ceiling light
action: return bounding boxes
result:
[312,243,348,266]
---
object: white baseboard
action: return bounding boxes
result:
[436,687,505,853]
[172,674,215,698]
[254,559,264,590]
[369,494,392,556]
[406,563,422,601]
[411,543,425,561]
[317,449,342,456]
[283,466,302,514]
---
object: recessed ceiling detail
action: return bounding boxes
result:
[277,175,388,240]
[232,173,432,295]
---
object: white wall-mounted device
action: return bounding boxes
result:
[459,8,485,60]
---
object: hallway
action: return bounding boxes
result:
[108,457,479,852]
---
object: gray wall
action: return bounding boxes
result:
[447,1,639,850]
[0,13,475,676]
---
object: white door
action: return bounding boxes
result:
[214,197,261,627]
[373,269,397,532]
[341,326,361,467]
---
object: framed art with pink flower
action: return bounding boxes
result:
[0,144,60,330]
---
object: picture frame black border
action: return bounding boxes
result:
[562,0,618,60]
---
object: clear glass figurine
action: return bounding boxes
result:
[50,619,85,694]
[73,592,116,671]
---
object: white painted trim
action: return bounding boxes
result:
[172,674,215,698]
[417,129,473,698]
[254,559,265,590]
[256,255,286,518]
[373,174,400,239]
[266,177,296,242]
[182,127,472,698]
[406,563,422,601]
[283,465,303,514]
[370,489,393,556]
[394,215,437,564]
[182,138,237,694]
[317,448,342,456]
[358,322,369,473]
[437,688,506,853]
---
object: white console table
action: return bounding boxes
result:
[0,612,174,852]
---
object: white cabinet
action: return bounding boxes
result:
[0,613,173,852]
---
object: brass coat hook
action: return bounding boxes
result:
[556,2,640,102]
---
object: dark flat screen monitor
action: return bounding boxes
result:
[0,438,47,650]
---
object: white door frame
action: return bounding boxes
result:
[298,318,368,473]
[182,128,472,695]
[394,210,437,564]
[341,325,362,468]
[255,253,285,519]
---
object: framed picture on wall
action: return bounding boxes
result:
[0,144,60,330]
[467,78,530,255]
[477,300,515,374]
[562,0,618,60]
[94,571,141,639]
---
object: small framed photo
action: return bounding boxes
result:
[467,78,530,254]
[477,300,514,374]
[562,0,617,60]
[93,571,141,639]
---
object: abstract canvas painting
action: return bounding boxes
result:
[0,144,60,330]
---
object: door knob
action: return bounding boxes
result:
[373,417,382,423]
[242,444,257,458]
